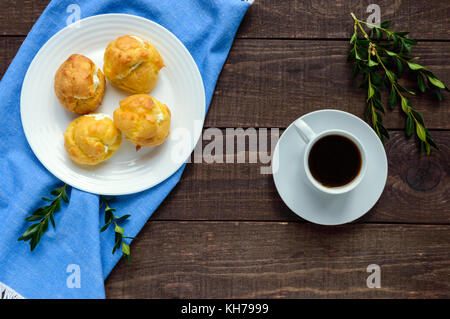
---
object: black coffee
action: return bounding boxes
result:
[308,135,361,188]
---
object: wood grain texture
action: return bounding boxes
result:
[2,0,450,300]
[105,222,450,298]
[2,0,450,40]
[207,39,450,129]
[239,0,450,40]
[152,130,449,224]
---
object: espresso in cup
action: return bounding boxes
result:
[308,134,362,188]
[294,118,366,195]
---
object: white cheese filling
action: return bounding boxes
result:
[84,113,111,121]
[117,61,143,79]
[156,112,164,123]
[130,35,145,47]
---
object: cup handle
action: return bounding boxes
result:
[294,119,316,144]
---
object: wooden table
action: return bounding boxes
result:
[2,1,449,298]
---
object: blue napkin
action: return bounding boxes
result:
[0,0,250,299]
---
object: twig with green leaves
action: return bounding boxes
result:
[100,196,134,264]
[18,184,69,251]
[348,13,449,153]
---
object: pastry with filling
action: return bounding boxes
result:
[54,54,106,114]
[64,114,122,165]
[103,35,164,93]
[113,94,171,149]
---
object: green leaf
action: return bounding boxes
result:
[375,28,382,41]
[406,62,424,70]
[416,123,427,142]
[379,125,390,139]
[42,218,49,233]
[397,59,404,77]
[122,242,130,256]
[417,73,426,92]
[367,85,375,101]
[380,20,392,28]
[30,228,42,251]
[403,38,418,45]
[33,206,50,217]
[425,142,431,155]
[25,215,44,222]
[403,42,411,53]
[368,59,378,67]
[61,191,69,203]
[18,224,40,241]
[427,76,446,89]
[50,214,56,229]
[411,109,424,125]
[393,35,399,46]
[100,223,110,233]
[406,114,414,137]
[373,98,385,114]
[50,189,61,196]
[350,32,357,44]
[384,50,397,57]
[401,97,409,113]
[395,31,410,37]
[117,214,131,221]
[433,88,443,101]
[389,86,397,109]
[115,225,125,234]
[385,69,396,82]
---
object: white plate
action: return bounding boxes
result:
[21,14,205,195]
[272,110,388,225]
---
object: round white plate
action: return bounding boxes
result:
[272,109,388,225]
[21,14,205,195]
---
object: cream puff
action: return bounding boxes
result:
[113,94,171,148]
[54,54,106,114]
[64,114,122,165]
[103,35,164,93]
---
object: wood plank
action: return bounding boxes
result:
[239,0,450,40]
[105,221,450,298]
[1,1,450,40]
[2,38,449,129]
[0,0,48,36]
[0,37,23,79]
[152,130,450,224]
[207,39,450,129]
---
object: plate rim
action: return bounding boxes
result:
[20,13,206,195]
[272,109,388,225]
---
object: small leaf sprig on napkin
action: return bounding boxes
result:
[348,13,449,153]
[18,184,69,251]
[100,196,134,264]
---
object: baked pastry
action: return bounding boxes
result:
[113,94,171,148]
[64,114,122,165]
[103,35,164,93]
[54,54,106,114]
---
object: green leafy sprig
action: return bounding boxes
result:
[18,184,69,250]
[100,196,134,264]
[348,13,449,153]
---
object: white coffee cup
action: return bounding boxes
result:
[294,118,367,195]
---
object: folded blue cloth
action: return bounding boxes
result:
[0,0,250,299]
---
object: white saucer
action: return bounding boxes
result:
[272,109,388,225]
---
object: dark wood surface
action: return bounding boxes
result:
[1,0,449,298]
